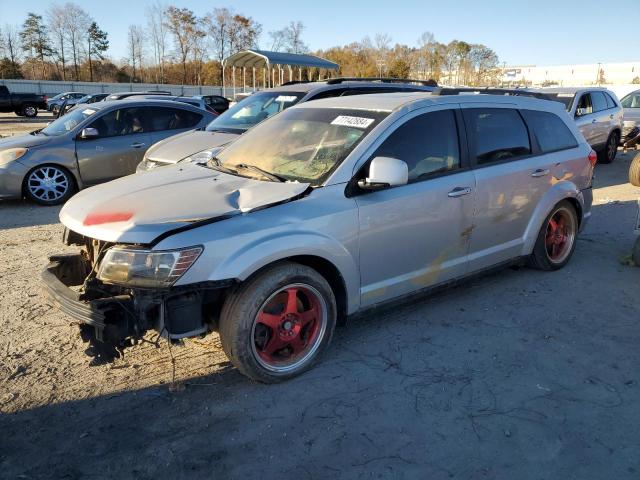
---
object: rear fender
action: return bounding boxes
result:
[522,181,584,255]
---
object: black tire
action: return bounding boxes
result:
[629,153,640,187]
[598,131,619,164]
[219,261,337,383]
[23,164,76,206]
[14,110,23,117]
[528,200,579,271]
[22,104,38,118]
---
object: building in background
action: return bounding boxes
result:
[502,61,640,87]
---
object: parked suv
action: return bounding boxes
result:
[136,78,438,172]
[0,99,215,205]
[527,87,623,164]
[43,92,594,381]
[47,92,85,113]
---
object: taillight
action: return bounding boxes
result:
[588,149,597,166]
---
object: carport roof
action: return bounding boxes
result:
[222,49,339,70]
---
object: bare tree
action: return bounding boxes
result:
[62,3,91,80]
[3,25,21,64]
[47,4,67,80]
[269,21,307,54]
[127,25,145,82]
[147,2,168,83]
[191,18,207,85]
[164,6,197,84]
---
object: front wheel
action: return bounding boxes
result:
[598,131,619,164]
[24,165,75,206]
[219,262,337,383]
[528,201,578,271]
[629,153,640,187]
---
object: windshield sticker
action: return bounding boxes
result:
[331,115,375,129]
[82,108,97,115]
[556,93,574,97]
[275,95,298,102]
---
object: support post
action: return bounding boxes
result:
[252,67,256,91]
[242,67,246,93]
[232,66,236,98]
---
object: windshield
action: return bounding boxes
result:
[621,91,640,108]
[540,93,575,111]
[205,91,305,133]
[40,107,98,136]
[213,108,388,185]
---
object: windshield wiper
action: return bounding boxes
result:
[205,156,239,175]
[234,163,286,182]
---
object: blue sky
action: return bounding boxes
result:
[1,0,638,66]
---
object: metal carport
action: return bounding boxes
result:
[221,49,339,96]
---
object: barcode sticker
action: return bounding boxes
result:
[331,115,375,129]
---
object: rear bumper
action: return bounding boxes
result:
[580,187,593,233]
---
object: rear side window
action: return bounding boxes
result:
[463,108,531,165]
[147,107,202,131]
[373,110,460,181]
[604,92,616,109]
[521,110,578,153]
[591,92,608,112]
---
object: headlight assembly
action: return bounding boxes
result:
[181,147,224,165]
[0,148,28,166]
[97,246,203,288]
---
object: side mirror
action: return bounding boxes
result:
[357,156,408,191]
[78,127,99,140]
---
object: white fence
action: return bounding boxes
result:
[0,79,254,98]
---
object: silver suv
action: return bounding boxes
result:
[43,92,594,382]
[528,87,623,164]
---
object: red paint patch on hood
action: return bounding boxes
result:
[83,212,134,226]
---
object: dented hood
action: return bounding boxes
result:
[59,162,309,244]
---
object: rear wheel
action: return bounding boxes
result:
[528,201,578,270]
[24,165,75,206]
[22,104,38,118]
[14,110,23,117]
[598,131,619,164]
[629,153,640,187]
[219,262,336,383]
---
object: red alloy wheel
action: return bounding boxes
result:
[252,284,327,372]
[544,207,576,264]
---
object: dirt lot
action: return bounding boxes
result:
[1,110,639,478]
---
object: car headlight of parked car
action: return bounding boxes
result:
[181,147,224,165]
[0,148,28,166]
[97,246,203,288]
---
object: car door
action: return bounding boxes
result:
[146,106,205,145]
[590,91,611,145]
[354,107,476,307]
[462,105,556,271]
[573,93,598,146]
[75,106,152,185]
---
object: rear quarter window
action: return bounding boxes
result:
[521,110,578,153]
[463,108,531,165]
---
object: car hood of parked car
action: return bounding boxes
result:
[59,162,310,244]
[0,133,51,150]
[145,129,240,165]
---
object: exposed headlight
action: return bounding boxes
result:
[97,246,203,288]
[181,147,224,165]
[0,148,28,166]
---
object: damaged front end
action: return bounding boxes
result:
[42,229,233,364]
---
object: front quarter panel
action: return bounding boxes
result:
[155,184,362,314]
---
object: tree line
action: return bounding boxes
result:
[0,2,501,86]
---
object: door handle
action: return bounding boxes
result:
[531,168,550,177]
[609,114,614,119]
[131,142,146,148]
[448,187,472,198]
[591,119,597,124]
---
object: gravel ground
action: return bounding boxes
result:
[0,113,639,479]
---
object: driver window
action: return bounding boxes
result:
[372,109,460,181]
[88,107,147,138]
[576,93,593,115]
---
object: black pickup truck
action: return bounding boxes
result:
[0,85,48,117]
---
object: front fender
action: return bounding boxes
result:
[521,181,584,255]
[213,231,360,314]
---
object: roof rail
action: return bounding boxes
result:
[326,77,438,87]
[281,80,315,86]
[430,87,550,99]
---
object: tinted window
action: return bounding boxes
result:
[89,107,147,137]
[521,110,578,153]
[147,107,202,132]
[604,92,616,109]
[463,108,531,165]
[591,92,608,112]
[576,94,593,115]
[373,110,460,181]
